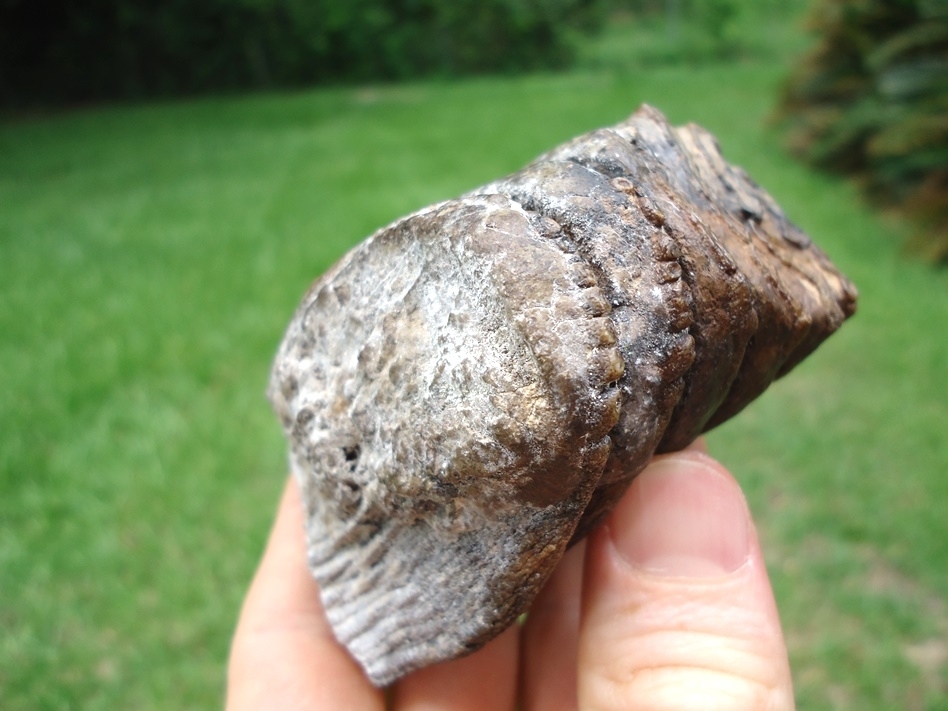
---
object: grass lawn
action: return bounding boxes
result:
[1,62,946,709]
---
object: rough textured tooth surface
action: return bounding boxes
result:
[269,196,621,686]
[267,104,857,687]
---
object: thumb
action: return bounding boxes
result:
[577,451,795,711]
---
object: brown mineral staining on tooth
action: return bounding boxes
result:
[267,104,857,686]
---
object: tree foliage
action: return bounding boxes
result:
[0,0,607,106]
[779,0,948,262]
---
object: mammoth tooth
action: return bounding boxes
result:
[267,104,857,686]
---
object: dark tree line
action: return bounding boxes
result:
[0,0,608,106]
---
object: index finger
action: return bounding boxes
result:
[226,476,384,711]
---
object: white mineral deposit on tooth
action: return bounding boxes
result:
[267,104,857,686]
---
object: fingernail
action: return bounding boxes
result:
[611,455,751,577]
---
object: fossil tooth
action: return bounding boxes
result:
[267,105,857,686]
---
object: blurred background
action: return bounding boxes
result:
[1,1,946,708]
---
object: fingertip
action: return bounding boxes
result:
[612,453,751,577]
[684,436,709,454]
[577,453,795,711]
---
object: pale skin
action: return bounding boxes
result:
[227,441,795,710]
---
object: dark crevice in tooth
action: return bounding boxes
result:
[472,162,701,540]
[481,189,625,463]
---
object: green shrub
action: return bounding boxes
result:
[779,0,948,262]
[0,0,608,106]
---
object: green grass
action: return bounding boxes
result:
[1,63,946,709]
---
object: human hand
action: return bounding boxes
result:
[226,445,795,710]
